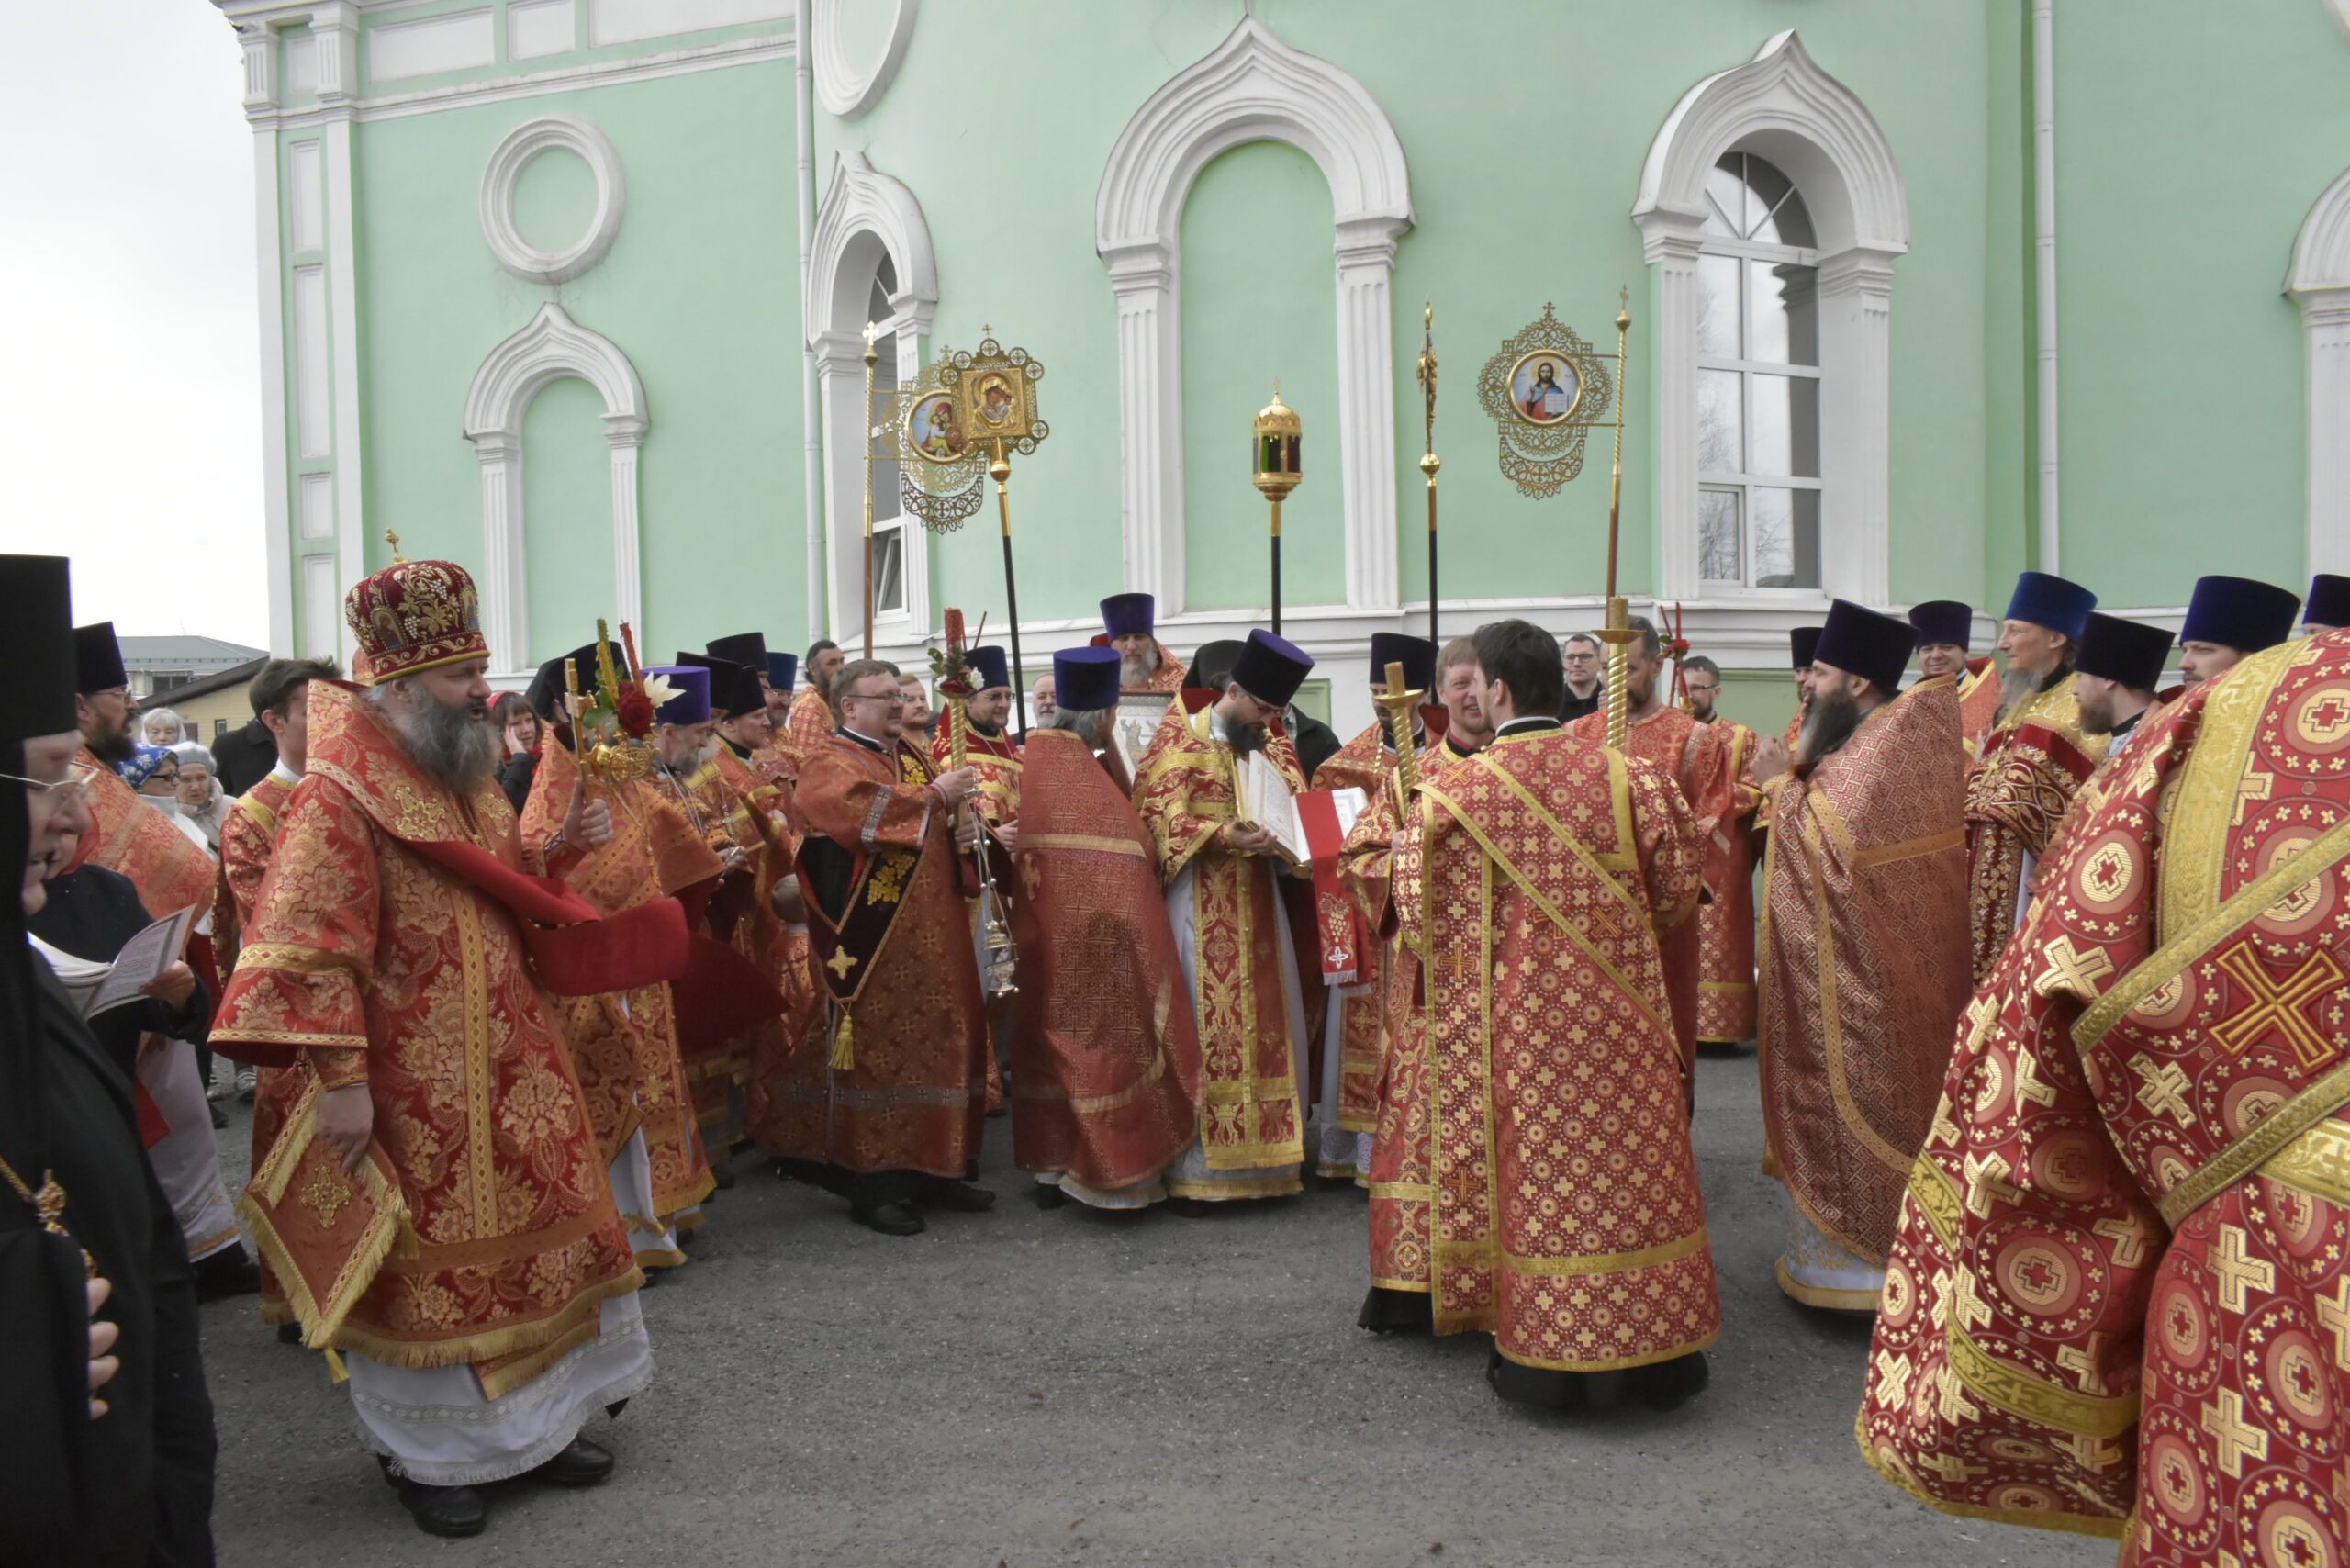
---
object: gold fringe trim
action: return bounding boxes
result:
[829,1007,854,1071]
[1164,1174,1302,1201]
[320,1267,642,1373]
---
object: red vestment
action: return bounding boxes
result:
[219,767,298,1324]
[1347,732,1470,1298]
[1132,704,1311,1196]
[1124,644,1187,694]
[767,733,987,1176]
[1862,632,2350,1560]
[213,683,639,1382]
[1567,704,1739,1065]
[1964,674,2109,981]
[663,747,789,1143]
[1005,729,1200,1190]
[781,688,834,771]
[1314,721,1439,1132]
[520,737,725,1242]
[1695,718,1762,1046]
[78,746,217,919]
[1756,678,1972,1295]
[1955,659,2003,756]
[1402,727,1715,1369]
[930,722,1023,826]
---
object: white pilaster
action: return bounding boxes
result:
[1815,246,1897,607]
[811,330,867,644]
[2300,289,2350,576]
[605,417,646,640]
[1334,219,1404,611]
[475,434,525,670]
[241,20,295,658]
[1640,221,1704,600]
[1105,247,1181,607]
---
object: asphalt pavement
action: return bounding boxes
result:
[200,1049,2109,1568]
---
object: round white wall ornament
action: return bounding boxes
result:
[811,0,918,118]
[480,114,625,285]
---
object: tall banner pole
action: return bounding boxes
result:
[1597,293,1634,750]
[1416,302,1440,642]
[859,321,878,660]
[990,440,1030,734]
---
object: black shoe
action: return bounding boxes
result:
[275,1321,303,1345]
[1033,1182,1068,1211]
[774,1159,851,1195]
[531,1437,614,1488]
[915,1176,997,1212]
[397,1480,487,1537]
[1165,1196,1216,1217]
[637,1266,664,1288]
[193,1247,262,1303]
[1485,1348,1590,1410]
[851,1199,925,1236]
[1357,1286,1434,1336]
[711,1162,736,1191]
[208,1103,229,1129]
[1625,1351,1710,1412]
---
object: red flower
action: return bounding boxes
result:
[614,686,655,738]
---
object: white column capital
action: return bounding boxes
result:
[1816,244,1901,299]
[602,413,648,449]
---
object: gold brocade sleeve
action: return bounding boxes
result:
[1132,721,1235,890]
[1627,757,1705,933]
[795,743,934,852]
[215,778,380,1087]
[220,784,283,930]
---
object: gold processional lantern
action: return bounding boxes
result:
[1250,386,1303,636]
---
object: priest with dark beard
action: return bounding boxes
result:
[1751,599,1970,1310]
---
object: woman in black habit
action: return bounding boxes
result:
[0,553,217,1566]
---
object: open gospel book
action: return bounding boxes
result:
[27,903,197,1019]
[1235,749,1366,867]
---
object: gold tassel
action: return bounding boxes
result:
[324,1347,349,1383]
[828,1005,854,1071]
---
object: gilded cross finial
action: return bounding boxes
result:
[384,529,407,565]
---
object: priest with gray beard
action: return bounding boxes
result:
[214,555,665,1540]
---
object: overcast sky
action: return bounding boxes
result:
[0,1,270,648]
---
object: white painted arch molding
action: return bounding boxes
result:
[804,150,941,645]
[2288,164,2350,577]
[811,0,919,118]
[1633,30,1908,610]
[803,150,938,340]
[480,113,625,285]
[464,303,649,671]
[1095,16,1413,614]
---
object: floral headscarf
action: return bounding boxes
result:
[118,744,175,787]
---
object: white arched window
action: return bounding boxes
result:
[864,255,907,619]
[806,151,936,644]
[1634,31,1907,610]
[1696,152,1820,589]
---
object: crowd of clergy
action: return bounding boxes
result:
[10,538,2350,1566]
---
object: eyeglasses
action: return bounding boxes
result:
[842,691,906,706]
[0,762,99,801]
